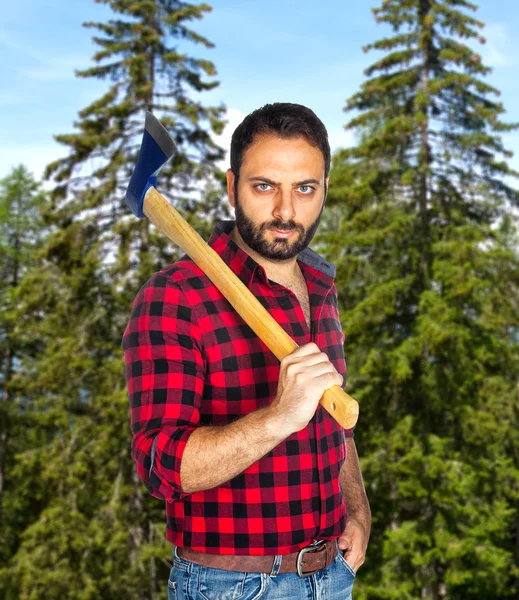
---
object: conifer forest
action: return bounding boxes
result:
[1,1,518,598]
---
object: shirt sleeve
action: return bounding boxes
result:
[121,273,205,502]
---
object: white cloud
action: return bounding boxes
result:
[211,107,247,171]
[480,23,518,68]
[0,28,41,60]
[0,28,90,82]
[0,141,67,185]
[0,90,32,109]
[21,55,91,82]
[329,127,355,153]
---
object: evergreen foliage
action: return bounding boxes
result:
[4,1,519,598]
[44,0,231,291]
[317,1,519,598]
[0,166,52,591]
[1,2,229,598]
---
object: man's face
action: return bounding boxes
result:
[227,133,328,261]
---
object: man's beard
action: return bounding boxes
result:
[233,185,325,261]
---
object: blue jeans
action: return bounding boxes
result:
[167,539,355,599]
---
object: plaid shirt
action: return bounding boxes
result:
[122,220,354,556]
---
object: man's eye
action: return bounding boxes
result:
[299,185,315,194]
[256,184,272,191]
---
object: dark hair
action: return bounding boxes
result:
[230,103,331,182]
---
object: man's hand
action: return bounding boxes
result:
[338,438,371,573]
[337,517,369,573]
[270,342,343,435]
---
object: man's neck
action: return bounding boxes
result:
[230,225,301,283]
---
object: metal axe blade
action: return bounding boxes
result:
[126,110,177,218]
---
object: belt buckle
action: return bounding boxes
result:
[296,540,325,578]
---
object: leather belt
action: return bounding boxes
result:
[176,539,337,578]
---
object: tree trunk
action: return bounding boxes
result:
[418,0,432,292]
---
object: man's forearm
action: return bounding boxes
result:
[340,438,371,535]
[179,406,290,494]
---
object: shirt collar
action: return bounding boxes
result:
[207,220,336,289]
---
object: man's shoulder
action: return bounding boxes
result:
[299,247,336,279]
[153,254,208,287]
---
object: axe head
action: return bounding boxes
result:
[125,110,177,218]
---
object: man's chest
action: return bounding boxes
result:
[281,280,311,332]
[267,268,311,332]
[196,274,345,424]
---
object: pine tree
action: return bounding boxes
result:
[319,1,519,598]
[0,166,51,582]
[44,0,229,290]
[1,2,229,598]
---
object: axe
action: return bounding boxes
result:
[125,110,359,430]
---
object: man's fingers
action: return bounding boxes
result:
[339,519,368,574]
[290,342,321,356]
[342,538,365,572]
[338,535,352,551]
[343,548,362,573]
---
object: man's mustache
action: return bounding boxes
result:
[264,223,301,232]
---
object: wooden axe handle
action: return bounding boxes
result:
[143,187,359,430]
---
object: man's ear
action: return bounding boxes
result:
[227,169,236,208]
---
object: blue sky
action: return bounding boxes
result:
[1,0,519,183]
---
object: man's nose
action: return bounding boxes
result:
[272,187,296,221]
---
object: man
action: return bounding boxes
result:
[122,103,371,599]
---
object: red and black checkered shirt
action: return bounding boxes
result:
[122,220,354,556]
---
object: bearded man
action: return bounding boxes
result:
[122,102,371,599]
